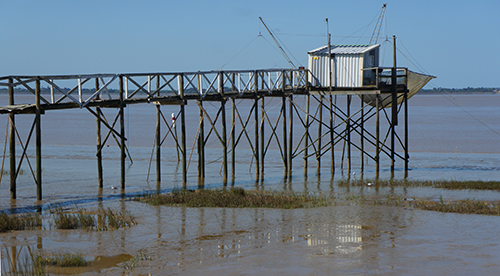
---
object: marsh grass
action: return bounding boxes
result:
[123,250,152,270]
[35,252,88,267]
[50,204,136,230]
[412,197,500,215]
[0,212,42,233]
[338,179,500,191]
[136,188,332,209]
[3,246,46,275]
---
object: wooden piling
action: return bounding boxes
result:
[259,96,264,179]
[231,74,236,181]
[8,77,16,199]
[254,98,259,179]
[346,95,351,175]
[376,95,380,179]
[288,95,293,178]
[119,76,125,189]
[179,75,187,187]
[317,95,323,175]
[391,35,397,179]
[95,79,103,188]
[360,95,364,178]
[231,97,236,181]
[254,72,260,179]
[304,94,310,176]
[198,101,205,179]
[221,99,228,183]
[156,104,161,183]
[282,95,288,178]
[156,77,161,184]
[35,78,42,200]
[330,95,335,175]
[220,73,228,183]
[404,88,409,178]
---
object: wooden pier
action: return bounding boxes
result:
[0,68,411,200]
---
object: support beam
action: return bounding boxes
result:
[221,99,228,183]
[317,95,323,175]
[156,77,161,184]
[35,78,42,200]
[376,95,380,180]
[96,79,103,188]
[156,105,161,184]
[259,96,264,179]
[360,95,364,178]
[179,76,187,187]
[330,95,335,176]
[391,35,397,179]
[220,73,228,184]
[254,98,259,179]
[198,101,205,180]
[119,76,125,189]
[304,94,309,176]
[254,71,259,179]
[9,77,16,199]
[347,95,351,175]
[282,95,288,178]
[288,95,293,178]
[231,97,236,181]
[404,88,409,178]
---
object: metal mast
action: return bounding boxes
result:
[369,4,387,44]
[259,17,296,69]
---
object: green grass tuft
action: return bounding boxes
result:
[0,212,42,233]
[136,188,332,209]
[338,179,500,191]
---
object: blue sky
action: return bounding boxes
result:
[0,0,498,88]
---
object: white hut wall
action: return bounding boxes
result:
[334,54,363,87]
[308,54,334,87]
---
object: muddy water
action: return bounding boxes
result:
[2,201,500,275]
[1,94,500,274]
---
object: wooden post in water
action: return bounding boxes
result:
[347,95,351,175]
[288,93,293,178]
[259,95,265,180]
[254,71,260,179]
[282,94,288,178]
[197,101,205,180]
[376,95,380,179]
[197,74,205,182]
[317,95,323,175]
[219,72,228,184]
[119,76,126,189]
[156,77,161,184]
[404,87,409,178]
[330,95,335,176]
[35,78,42,200]
[231,74,236,181]
[8,77,16,199]
[391,35,397,179]
[95,79,103,188]
[360,95,364,178]
[231,97,236,181]
[304,94,310,176]
[179,75,187,187]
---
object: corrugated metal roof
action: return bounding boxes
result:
[308,44,379,55]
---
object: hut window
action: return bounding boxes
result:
[369,55,375,67]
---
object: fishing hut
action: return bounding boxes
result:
[0,36,434,201]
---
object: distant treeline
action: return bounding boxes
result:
[420,87,500,94]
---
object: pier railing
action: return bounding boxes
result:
[0,68,308,110]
